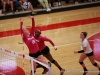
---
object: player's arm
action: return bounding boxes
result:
[20,19,23,36]
[74,41,87,54]
[28,16,35,36]
[20,19,26,38]
[42,37,57,50]
[75,47,86,53]
[74,50,84,54]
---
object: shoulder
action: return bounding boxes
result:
[39,36,47,40]
[83,39,88,44]
[37,36,43,40]
[39,36,44,38]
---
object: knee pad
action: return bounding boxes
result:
[51,60,56,63]
[93,63,97,67]
[79,62,84,65]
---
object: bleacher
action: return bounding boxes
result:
[0,0,100,20]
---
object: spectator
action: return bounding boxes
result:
[38,0,51,12]
[1,0,14,14]
[48,0,62,7]
[28,0,39,8]
[13,0,20,12]
[57,0,62,6]
[21,0,35,14]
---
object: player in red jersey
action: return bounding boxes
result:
[34,29,65,75]
[20,16,48,74]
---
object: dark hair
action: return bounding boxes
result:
[81,32,87,38]
[35,29,41,34]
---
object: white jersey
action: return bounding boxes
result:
[23,2,30,9]
[82,39,92,54]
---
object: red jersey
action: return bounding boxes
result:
[35,36,55,51]
[20,18,39,54]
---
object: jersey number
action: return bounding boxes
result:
[32,40,35,44]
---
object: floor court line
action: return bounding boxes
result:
[1,8,100,25]
[21,39,100,53]
[0,16,100,38]
[15,31,100,53]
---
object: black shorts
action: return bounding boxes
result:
[29,50,41,58]
[41,46,50,54]
[86,51,94,57]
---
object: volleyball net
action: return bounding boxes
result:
[0,48,52,75]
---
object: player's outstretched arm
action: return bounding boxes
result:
[28,15,35,36]
[20,18,24,35]
[43,37,57,50]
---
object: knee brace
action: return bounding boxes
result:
[51,60,56,63]
[93,63,97,67]
[79,62,84,65]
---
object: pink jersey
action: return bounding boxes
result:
[35,36,55,51]
[20,18,39,54]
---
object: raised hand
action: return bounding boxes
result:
[28,15,33,19]
[74,51,78,54]
[54,46,57,50]
[20,18,23,22]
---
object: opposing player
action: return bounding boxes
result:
[74,32,100,75]
[34,29,65,75]
[20,16,48,74]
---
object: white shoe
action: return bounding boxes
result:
[46,8,51,12]
[58,2,62,6]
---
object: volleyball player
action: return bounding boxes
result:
[74,32,100,75]
[34,29,65,75]
[20,16,48,74]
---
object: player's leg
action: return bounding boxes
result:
[37,55,48,65]
[42,46,65,75]
[29,54,37,74]
[33,61,36,73]
[79,53,88,75]
[44,52,65,75]
[37,55,49,73]
[87,52,100,75]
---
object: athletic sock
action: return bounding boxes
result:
[83,67,88,71]
[83,68,88,75]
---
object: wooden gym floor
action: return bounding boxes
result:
[0,6,100,75]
